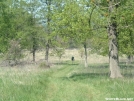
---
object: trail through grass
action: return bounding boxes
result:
[0,62,134,101]
[44,63,134,101]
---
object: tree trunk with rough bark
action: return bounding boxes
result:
[108,1,122,78]
[32,48,35,62]
[45,42,49,63]
[84,43,88,68]
[108,28,122,78]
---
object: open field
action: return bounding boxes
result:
[0,62,134,101]
[0,50,134,101]
[7,49,125,64]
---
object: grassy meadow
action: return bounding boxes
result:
[0,50,134,101]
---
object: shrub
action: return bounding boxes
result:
[5,40,23,66]
[39,62,50,68]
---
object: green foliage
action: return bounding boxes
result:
[87,0,134,57]
[0,0,134,66]
[117,0,134,56]
[51,0,92,45]
[0,0,14,53]
[0,0,42,50]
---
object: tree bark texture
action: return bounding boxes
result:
[84,43,88,68]
[33,48,35,62]
[108,0,122,78]
[45,42,49,63]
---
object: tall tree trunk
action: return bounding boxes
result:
[108,27,122,78]
[45,42,49,63]
[32,35,36,62]
[45,0,51,65]
[108,1,122,78]
[84,43,88,68]
[32,45,36,62]
[33,49,35,62]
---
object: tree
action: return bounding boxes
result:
[107,0,123,78]
[88,0,134,78]
[90,0,123,78]
[0,0,14,53]
[0,0,26,54]
[17,0,42,62]
[0,0,42,62]
[38,0,53,65]
[106,0,134,78]
[26,0,38,62]
[51,0,96,67]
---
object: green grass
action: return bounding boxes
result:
[0,68,50,101]
[0,62,134,101]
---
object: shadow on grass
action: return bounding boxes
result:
[57,62,134,80]
[119,62,134,78]
[60,72,134,81]
[119,62,134,68]
[123,73,134,78]
[69,73,109,80]
[89,62,134,68]
[54,63,79,66]
[53,61,79,66]
[89,64,109,69]
[59,73,109,82]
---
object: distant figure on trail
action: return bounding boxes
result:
[71,56,74,64]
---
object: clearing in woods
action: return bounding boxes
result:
[0,50,134,101]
